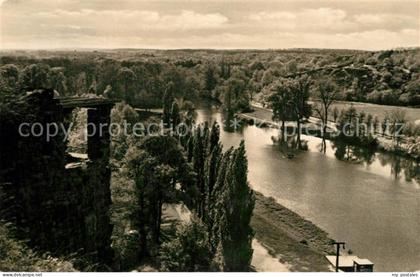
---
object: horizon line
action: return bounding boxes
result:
[1,46,419,52]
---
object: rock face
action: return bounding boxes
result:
[0,89,115,264]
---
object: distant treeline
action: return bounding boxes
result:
[0,48,419,109]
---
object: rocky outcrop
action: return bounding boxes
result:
[0,89,115,264]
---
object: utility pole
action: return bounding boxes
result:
[332,241,346,272]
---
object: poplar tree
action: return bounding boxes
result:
[192,124,208,218]
[218,141,255,271]
[208,122,220,153]
[170,101,181,130]
[209,148,233,253]
[204,143,222,225]
[163,82,175,126]
[204,122,222,224]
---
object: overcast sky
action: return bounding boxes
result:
[0,0,419,50]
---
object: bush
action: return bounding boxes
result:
[0,223,76,272]
[159,217,213,272]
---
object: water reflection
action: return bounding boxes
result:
[331,140,376,165]
[377,152,419,183]
[327,140,418,183]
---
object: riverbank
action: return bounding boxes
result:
[161,191,336,272]
[251,192,334,272]
[238,104,419,160]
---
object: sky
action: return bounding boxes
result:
[0,0,419,50]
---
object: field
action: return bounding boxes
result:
[326,101,420,124]
[251,101,420,124]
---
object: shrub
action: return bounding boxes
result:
[0,223,76,272]
[159,217,213,272]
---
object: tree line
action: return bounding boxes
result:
[266,76,419,153]
[1,48,418,112]
[0,57,251,113]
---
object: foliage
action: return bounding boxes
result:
[313,78,337,135]
[159,217,213,272]
[267,79,294,141]
[216,141,255,271]
[126,135,195,257]
[268,76,312,148]
[2,48,418,113]
[162,82,175,125]
[0,223,76,272]
[170,101,181,129]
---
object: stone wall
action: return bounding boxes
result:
[0,89,114,264]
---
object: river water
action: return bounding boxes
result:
[196,105,420,272]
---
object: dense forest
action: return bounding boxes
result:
[1,48,419,110]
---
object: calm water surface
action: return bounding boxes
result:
[196,106,420,272]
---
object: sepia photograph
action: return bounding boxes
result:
[0,0,419,274]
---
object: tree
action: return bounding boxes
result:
[204,65,217,96]
[159,217,213,272]
[208,122,220,154]
[118,67,136,102]
[170,101,181,130]
[184,75,201,99]
[162,65,185,97]
[220,78,248,113]
[267,80,293,142]
[163,82,175,126]
[19,64,50,90]
[204,143,222,227]
[290,76,312,149]
[217,141,255,271]
[209,148,233,253]
[75,72,88,96]
[314,79,337,138]
[261,69,274,86]
[366,114,373,135]
[192,124,209,218]
[373,116,380,134]
[49,67,67,95]
[332,107,339,123]
[382,114,389,136]
[126,135,193,256]
[1,64,19,90]
[0,64,19,97]
[358,111,367,137]
[128,152,175,256]
[388,110,407,146]
[220,60,231,80]
[179,100,196,128]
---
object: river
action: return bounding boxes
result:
[196,105,420,272]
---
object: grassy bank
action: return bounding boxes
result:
[247,102,420,126]
[251,192,334,272]
[322,101,420,124]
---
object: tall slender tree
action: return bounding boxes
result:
[204,65,217,96]
[209,148,233,253]
[192,124,209,218]
[163,82,175,126]
[170,101,181,130]
[218,141,255,271]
